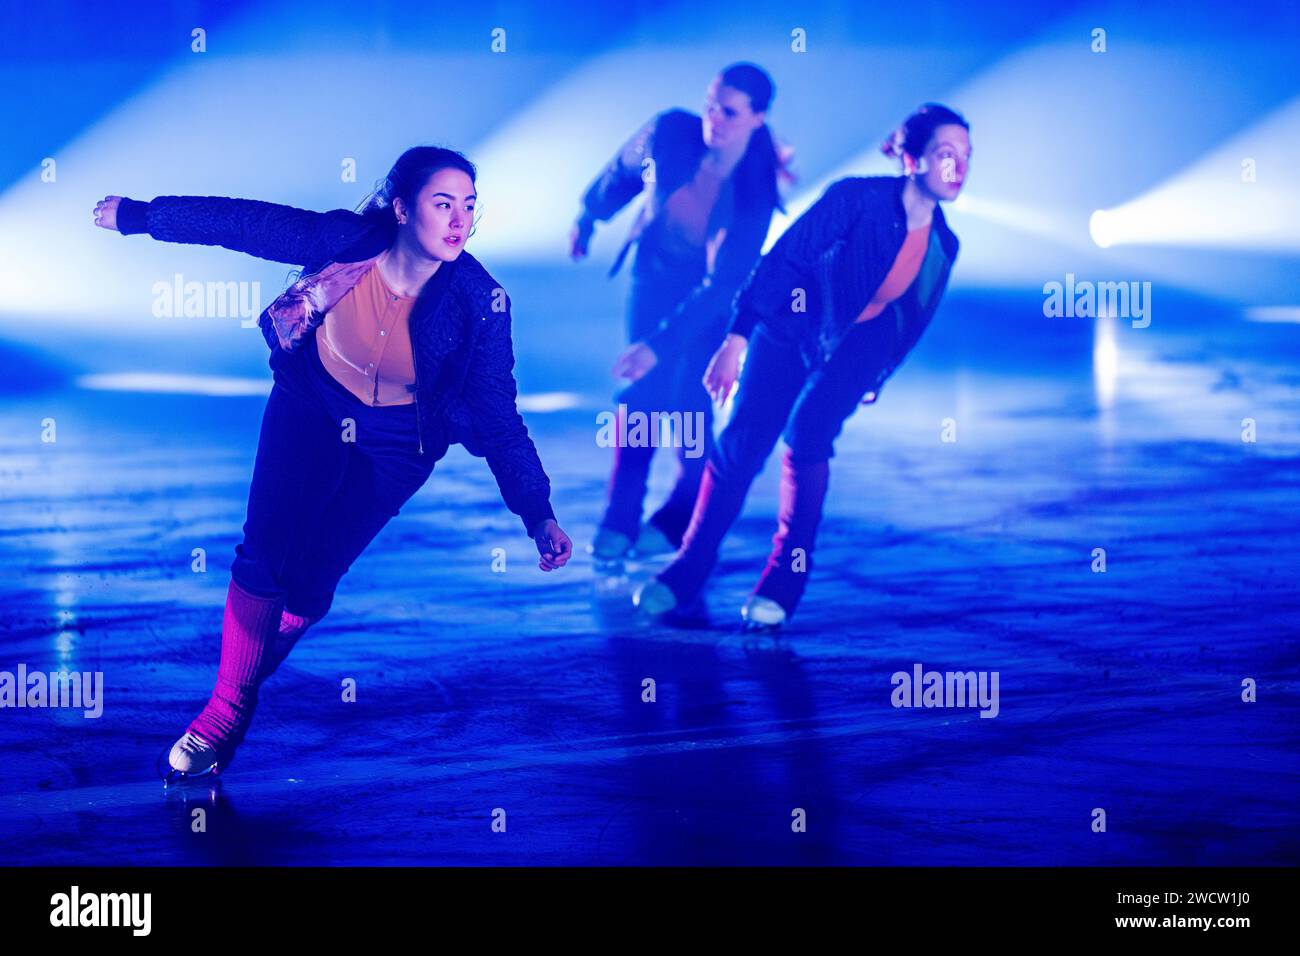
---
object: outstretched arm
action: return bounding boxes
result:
[96,193,373,266]
[460,295,571,570]
[569,113,658,259]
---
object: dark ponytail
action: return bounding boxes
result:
[718,62,789,214]
[356,145,477,227]
[733,123,786,214]
[882,103,969,168]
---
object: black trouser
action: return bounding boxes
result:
[657,315,896,610]
[231,337,436,619]
[599,240,714,545]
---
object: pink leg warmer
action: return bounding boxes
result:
[753,449,831,616]
[257,609,320,681]
[186,577,284,756]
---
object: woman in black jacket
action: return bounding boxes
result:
[93,146,572,781]
[633,104,970,629]
[571,62,789,561]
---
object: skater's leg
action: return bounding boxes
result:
[174,576,284,772]
[232,380,351,599]
[750,449,830,617]
[752,321,887,618]
[169,379,349,776]
[248,599,328,688]
[598,401,657,544]
[646,378,714,549]
[602,250,706,555]
[274,410,435,645]
[651,324,807,607]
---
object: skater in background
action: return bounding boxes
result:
[571,61,792,561]
[634,104,970,629]
[93,146,572,781]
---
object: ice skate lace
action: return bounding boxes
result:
[180,731,216,755]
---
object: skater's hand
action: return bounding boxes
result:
[93,195,122,231]
[703,334,746,404]
[533,519,572,571]
[568,218,593,261]
[612,342,657,382]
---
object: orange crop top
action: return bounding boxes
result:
[855,221,931,323]
[315,255,418,406]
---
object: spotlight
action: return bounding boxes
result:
[1089,209,1114,249]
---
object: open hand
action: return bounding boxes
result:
[569,220,593,261]
[612,342,658,382]
[703,334,747,404]
[93,196,122,230]
[533,519,573,572]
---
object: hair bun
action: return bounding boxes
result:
[884,103,968,168]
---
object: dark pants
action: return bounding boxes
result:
[231,337,436,619]
[657,316,895,615]
[600,243,714,546]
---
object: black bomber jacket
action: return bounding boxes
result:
[730,175,959,404]
[116,195,556,536]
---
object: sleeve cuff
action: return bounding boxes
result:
[524,501,557,538]
[116,197,150,235]
[727,306,759,339]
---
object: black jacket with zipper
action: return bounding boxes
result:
[116,195,556,536]
[730,175,959,403]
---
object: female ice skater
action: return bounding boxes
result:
[93,146,573,781]
[633,104,970,629]
[570,62,790,561]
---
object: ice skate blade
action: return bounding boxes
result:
[591,555,628,575]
